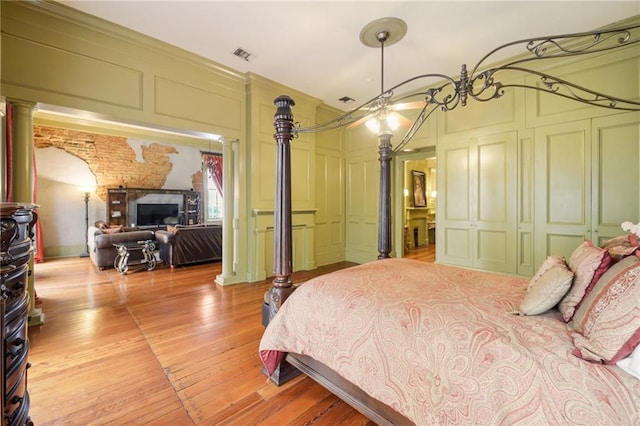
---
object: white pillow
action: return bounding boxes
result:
[527,255,565,291]
[617,343,640,380]
[519,263,574,315]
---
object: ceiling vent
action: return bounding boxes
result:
[338,96,355,104]
[233,47,255,62]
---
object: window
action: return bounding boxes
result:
[206,174,223,220]
[203,153,223,221]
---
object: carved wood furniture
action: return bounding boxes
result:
[1,202,37,426]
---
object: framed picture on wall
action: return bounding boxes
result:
[412,170,427,207]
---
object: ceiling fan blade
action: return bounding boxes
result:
[348,113,374,129]
[393,112,413,128]
[391,101,427,111]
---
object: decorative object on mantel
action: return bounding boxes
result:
[266,19,640,317]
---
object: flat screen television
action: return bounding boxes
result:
[136,203,180,226]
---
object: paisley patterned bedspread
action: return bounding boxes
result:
[259,258,640,425]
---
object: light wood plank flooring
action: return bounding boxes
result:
[28,247,433,425]
[403,243,435,263]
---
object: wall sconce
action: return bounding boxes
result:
[403,188,409,197]
[431,191,437,198]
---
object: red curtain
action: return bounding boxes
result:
[204,153,223,196]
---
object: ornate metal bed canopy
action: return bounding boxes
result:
[267,19,640,317]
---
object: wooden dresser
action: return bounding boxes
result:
[0,203,37,426]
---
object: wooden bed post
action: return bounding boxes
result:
[267,95,296,321]
[377,131,393,259]
[262,95,303,386]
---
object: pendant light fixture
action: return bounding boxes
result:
[355,17,414,133]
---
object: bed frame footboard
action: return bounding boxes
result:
[286,353,413,426]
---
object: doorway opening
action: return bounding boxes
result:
[398,152,436,262]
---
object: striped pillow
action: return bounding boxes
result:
[570,254,640,364]
[559,241,611,322]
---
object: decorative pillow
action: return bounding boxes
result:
[600,235,640,263]
[559,241,611,322]
[103,225,123,234]
[527,255,566,291]
[570,254,640,364]
[518,263,574,315]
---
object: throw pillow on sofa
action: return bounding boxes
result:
[103,225,123,234]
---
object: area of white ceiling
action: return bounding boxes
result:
[60,1,639,110]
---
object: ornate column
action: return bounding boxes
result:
[267,95,296,321]
[377,131,393,259]
[9,100,36,203]
[215,138,239,285]
[7,99,43,326]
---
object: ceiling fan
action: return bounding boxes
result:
[349,17,427,132]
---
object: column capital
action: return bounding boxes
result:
[7,98,38,111]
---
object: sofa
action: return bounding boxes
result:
[88,226,156,270]
[154,224,222,267]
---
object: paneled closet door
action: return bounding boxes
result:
[438,132,517,273]
[534,120,592,267]
[590,112,640,245]
[534,113,640,267]
[439,138,474,268]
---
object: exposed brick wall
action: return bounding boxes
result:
[33,125,178,201]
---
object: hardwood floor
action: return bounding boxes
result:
[28,249,433,425]
[403,243,435,263]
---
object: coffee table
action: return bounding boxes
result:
[113,240,157,274]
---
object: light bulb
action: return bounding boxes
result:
[386,114,400,131]
[366,117,380,133]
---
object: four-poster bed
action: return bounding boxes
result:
[260,19,640,425]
